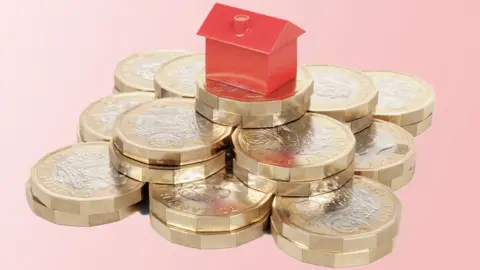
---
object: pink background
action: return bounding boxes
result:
[1,0,477,269]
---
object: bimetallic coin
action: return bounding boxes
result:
[150,212,269,249]
[355,120,416,190]
[345,114,374,134]
[271,222,395,268]
[402,114,433,137]
[271,176,402,252]
[365,71,435,126]
[196,66,313,115]
[79,93,154,142]
[112,87,121,94]
[26,180,139,226]
[77,127,85,142]
[114,50,191,93]
[232,114,356,181]
[154,53,205,98]
[30,142,144,215]
[109,142,225,184]
[306,65,378,122]
[112,98,232,166]
[195,98,309,128]
[233,161,353,197]
[149,169,273,232]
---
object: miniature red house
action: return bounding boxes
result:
[197,3,305,95]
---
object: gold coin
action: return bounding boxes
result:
[114,50,191,93]
[26,180,139,226]
[232,113,355,181]
[233,161,354,197]
[150,212,269,249]
[79,93,154,142]
[195,98,309,128]
[109,142,225,184]
[113,98,232,166]
[154,53,205,98]
[345,114,373,134]
[365,71,435,125]
[149,169,273,232]
[77,127,85,142]
[271,221,394,268]
[402,113,433,137]
[30,142,144,215]
[112,87,121,94]
[271,176,401,252]
[196,66,313,115]
[355,120,416,190]
[306,65,378,122]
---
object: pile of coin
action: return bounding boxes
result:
[109,98,232,185]
[26,49,436,267]
[366,71,435,137]
[149,169,274,249]
[194,66,313,128]
[26,142,144,226]
[270,176,402,268]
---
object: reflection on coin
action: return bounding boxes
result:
[196,66,313,115]
[233,162,354,197]
[354,120,416,190]
[365,71,435,125]
[109,142,225,184]
[30,142,144,215]
[113,98,232,166]
[271,221,395,268]
[233,113,355,181]
[272,176,401,252]
[26,180,139,226]
[79,92,154,142]
[150,212,269,249]
[402,114,433,137]
[345,114,373,134]
[195,98,309,128]
[306,65,378,122]
[115,50,191,93]
[154,53,205,98]
[150,169,273,232]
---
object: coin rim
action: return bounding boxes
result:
[401,113,433,137]
[150,211,269,249]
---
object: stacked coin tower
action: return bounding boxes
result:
[27,49,435,268]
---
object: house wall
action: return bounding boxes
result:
[205,39,268,93]
[267,41,298,92]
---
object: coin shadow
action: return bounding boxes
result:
[139,185,150,215]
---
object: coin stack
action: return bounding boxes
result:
[114,50,191,94]
[270,176,402,268]
[26,142,144,226]
[154,53,206,98]
[306,65,378,134]
[365,71,435,137]
[149,169,274,249]
[78,92,154,142]
[194,66,314,128]
[109,98,232,185]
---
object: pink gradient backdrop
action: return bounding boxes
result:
[1,0,477,269]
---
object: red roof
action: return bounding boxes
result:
[197,3,305,54]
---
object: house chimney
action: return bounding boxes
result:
[234,15,249,36]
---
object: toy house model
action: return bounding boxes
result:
[197,3,305,95]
